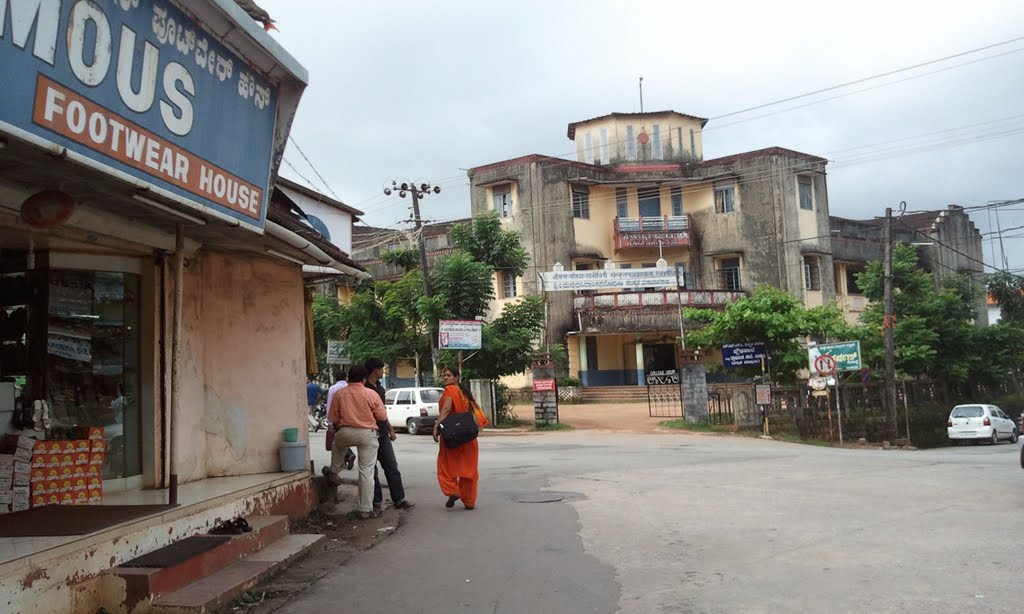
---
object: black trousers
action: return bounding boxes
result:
[373,428,405,507]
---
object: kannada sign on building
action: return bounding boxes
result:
[0,0,279,230]
[721,342,768,368]
[541,267,686,292]
[438,320,482,350]
[807,341,862,373]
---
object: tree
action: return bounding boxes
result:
[987,270,1024,325]
[449,212,529,276]
[683,285,852,383]
[380,247,420,273]
[442,295,546,380]
[855,244,978,387]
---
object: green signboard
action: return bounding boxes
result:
[808,341,862,372]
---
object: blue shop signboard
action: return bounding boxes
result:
[0,0,279,230]
[721,341,768,368]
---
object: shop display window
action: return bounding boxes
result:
[46,271,140,480]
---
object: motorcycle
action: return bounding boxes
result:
[308,400,327,433]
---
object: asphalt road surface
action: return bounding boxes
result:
[297,430,1023,614]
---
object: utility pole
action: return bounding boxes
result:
[385,181,442,379]
[882,207,898,441]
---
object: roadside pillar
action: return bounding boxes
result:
[679,348,709,422]
[532,353,558,426]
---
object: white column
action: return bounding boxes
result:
[635,341,645,387]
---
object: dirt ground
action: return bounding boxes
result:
[227,481,411,614]
[512,401,677,433]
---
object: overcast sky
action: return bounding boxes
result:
[260,0,1024,270]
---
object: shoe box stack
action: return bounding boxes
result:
[0,428,105,511]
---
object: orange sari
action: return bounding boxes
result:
[437,384,479,508]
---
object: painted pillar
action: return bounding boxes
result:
[634,341,645,387]
[578,335,589,387]
[532,353,558,426]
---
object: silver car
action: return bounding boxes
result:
[947,404,1018,445]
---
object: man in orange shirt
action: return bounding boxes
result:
[325,365,392,519]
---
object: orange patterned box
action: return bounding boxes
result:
[61,441,75,454]
[86,463,102,477]
[45,454,60,468]
[88,427,104,441]
[60,491,74,505]
[73,477,87,491]
[74,452,90,466]
[46,492,59,505]
[74,489,87,504]
[74,440,90,453]
[31,493,47,507]
[60,453,74,467]
[32,441,48,454]
[88,487,102,503]
[90,451,104,464]
[46,441,62,454]
[90,439,106,453]
[60,478,73,493]
[72,465,85,479]
[87,475,102,489]
[30,480,46,493]
[31,454,46,469]
[45,480,60,494]
[30,468,46,483]
[59,466,73,480]
[45,467,59,481]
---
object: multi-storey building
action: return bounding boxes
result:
[467,111,985,387]
[352,218,468,283]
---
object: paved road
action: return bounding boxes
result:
[297,430,1024,613]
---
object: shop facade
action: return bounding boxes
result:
[0,1,361,611]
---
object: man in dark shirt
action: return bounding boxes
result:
[365,358,413,511]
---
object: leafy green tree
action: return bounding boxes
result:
[428,251,495,320]
[449,212,529,277]
[987,270,1024,325]
[380,247,420,273]
[442,295,546,380]
[855,244,978,386]
[684,285,852,382]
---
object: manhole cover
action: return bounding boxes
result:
[512,492,582,504]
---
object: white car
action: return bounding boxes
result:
[947,404,1019,445]
[384,387,443,435]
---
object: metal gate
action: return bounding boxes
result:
[707,386,735,425]
[647,370,684,418]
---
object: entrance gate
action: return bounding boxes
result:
[707,386,735,425]
[646,370,684,418]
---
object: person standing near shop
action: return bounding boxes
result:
[326,369,355,470]
[325,366,388,519]
[365,358,414,511]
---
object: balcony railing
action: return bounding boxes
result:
[573,289,746,312]
[614,215,690,250]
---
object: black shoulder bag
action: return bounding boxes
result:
[438,409,479,448]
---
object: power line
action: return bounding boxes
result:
[288,136,342,201]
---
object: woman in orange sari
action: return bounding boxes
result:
[432,366,479,510]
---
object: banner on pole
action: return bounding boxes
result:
[439,320,482,350]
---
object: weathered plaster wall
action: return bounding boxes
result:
[175,251,307,482]
[573,113,705,164]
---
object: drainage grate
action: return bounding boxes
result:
[120,535,232,568]
[513,492,582,504]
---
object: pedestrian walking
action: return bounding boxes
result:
[432,366,480,510]
[325,366,390,519]
[365,358,414,511]
[306,374,324,414]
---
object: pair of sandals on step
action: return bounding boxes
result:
[209,517,252,535]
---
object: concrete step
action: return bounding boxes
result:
[111,515,289,605]
[150,534,324,613]
[581,386,649,401]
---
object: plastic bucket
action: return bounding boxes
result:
[282,427,299,443]
[279,441,307,472]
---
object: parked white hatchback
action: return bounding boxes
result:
[947,404,1019,445]
[384,387,443,435]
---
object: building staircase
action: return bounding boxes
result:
[109,514,323,613]
[580,386,649,402]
